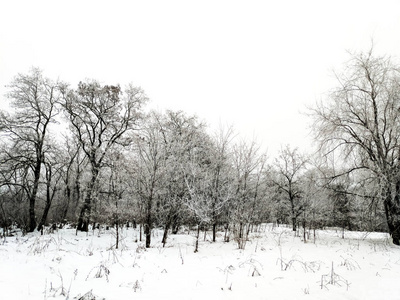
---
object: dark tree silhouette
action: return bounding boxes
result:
[61,81,147,231]
[311,48,400,245]
[0,68,61,232]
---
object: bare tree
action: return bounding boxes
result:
[311,48,400,245]
[97,148,132,249]
[36,146,64,232]
[133,111,167,248]
[299,167,330,243]
[0,68,61,232]
[57,136,87,223]
[183,153,213,253]
[231,139,264,249]
[208,125,235,242]
[61,81,147,231]
[158,111,206,244]
[273,145,308,232]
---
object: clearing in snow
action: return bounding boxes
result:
[0,224,399,299]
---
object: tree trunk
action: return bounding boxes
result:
[37,164,56,232]
[37,201,52,232]
[77,198,90,232]
[144,195,152,248]
[77,167,98,232]
[313,228,316,244]
[292,217,297,232]
[162,222,171,247]
[60,185,71,222]
[383,183,400,245]
[116,221,119,249]
[172,213,180,234]
[144,200,152,248]
[28,198,37,232]
[145,223,151,248]
[28,161,42,232]
[212,223,216,242]
[194,224,200,253]
[73,169,81,217]
[384,203,400,245]
[224,224,230,242]
[392,226,400,246]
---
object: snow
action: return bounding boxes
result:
[1,225,400,299]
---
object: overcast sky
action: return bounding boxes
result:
[1,0,400,157]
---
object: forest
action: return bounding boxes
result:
[1,48,399,248]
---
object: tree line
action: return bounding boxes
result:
[1,48,399,246]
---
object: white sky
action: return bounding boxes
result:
[1,0,400,157]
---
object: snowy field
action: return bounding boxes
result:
[1,225,400,300]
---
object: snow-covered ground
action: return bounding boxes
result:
[1,225,399,299]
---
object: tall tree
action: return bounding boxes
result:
[311,48,400,245]
[36,145,64,232]
[133,111,167,248]
[299,167,330,242]
[0,68,61,232]
[183,153,214,252]
[273,145,308,232]
[61,81,147,231]
[159,111,207,242]
[231,139,264,249]
[57,136,86,223]
[208,125,235,242]
[97,148,132,249]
